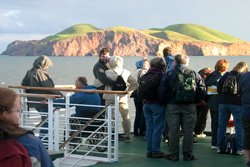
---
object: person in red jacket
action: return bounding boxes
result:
[0,139,31,167]
[0,87,54,167]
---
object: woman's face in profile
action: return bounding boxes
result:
[5,96,21,125]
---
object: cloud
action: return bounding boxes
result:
[2,10,20,17]
[0,0,250,42]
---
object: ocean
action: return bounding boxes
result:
[1,55,250,86]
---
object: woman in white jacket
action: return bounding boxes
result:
[104,56,138,141]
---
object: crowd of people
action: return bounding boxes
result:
[1,47,250,166]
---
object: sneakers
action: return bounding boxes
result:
[165,154,179,161]
[195,133,206,138]
[183,153,196,161]
[211,145,218,150]
[236,150,244,155]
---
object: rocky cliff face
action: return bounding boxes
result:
[2,30,250,56]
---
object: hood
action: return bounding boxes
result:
[135,60,144,69]
[109,56,123,69]
[33,55,53,70]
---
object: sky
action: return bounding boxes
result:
[1,0,250,53]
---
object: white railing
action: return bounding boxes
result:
[9,85,125,166]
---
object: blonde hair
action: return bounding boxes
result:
[214,59,229,73]
[233,62,248,73]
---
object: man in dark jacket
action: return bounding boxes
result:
[93,48,115,105]
[159,54,206,161]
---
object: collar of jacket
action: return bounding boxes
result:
[148,67,164,74]
[174,64,189,73]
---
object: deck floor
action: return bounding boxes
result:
[95,135,245,167]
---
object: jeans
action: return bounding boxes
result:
[144,103,165,153]
[217,104,243,151]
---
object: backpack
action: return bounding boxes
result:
[222,74,238,95]
[0,139,32,167]
[137,72,162,100]
[112,70,127,91]
[174,71,196,103]
[130,69,143,98]
[220,134,237,155]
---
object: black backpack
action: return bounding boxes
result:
[137,72,162,100]
[174,70,196,103]
[112,70,127,91]
[220,134,237,155]
[222,74,238,95]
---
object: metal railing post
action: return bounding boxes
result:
[64,92,71,153]
[54,108,60,151]
[107,105,112,161]
[114,94,119,161]
[48,98,54,150]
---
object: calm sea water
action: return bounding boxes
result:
[1,55,250,86]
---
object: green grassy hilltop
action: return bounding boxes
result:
[44,23,245,43]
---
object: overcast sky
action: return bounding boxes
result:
[1,0,250,53]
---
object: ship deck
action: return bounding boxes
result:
[95,135,245,167]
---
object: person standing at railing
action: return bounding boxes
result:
[159,54,206,161]
[53,77,101,117]
[93,48,115,105]
[239,72,250,167]
[21,55,62,139]
[131,57,150,137]
[205,59,229,150]
[103,56,138,142]
[217,62,248,155]
[0,87,54,167]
